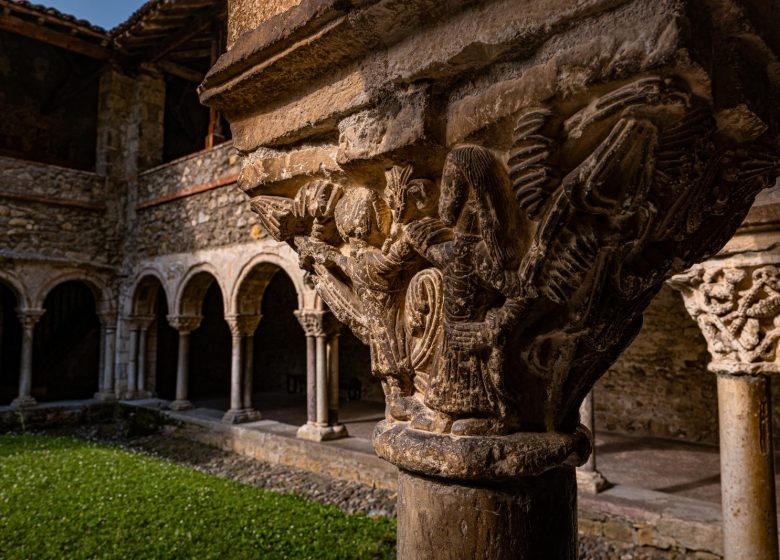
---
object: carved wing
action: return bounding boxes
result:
[311,263,370,343]
[508,109,558,220]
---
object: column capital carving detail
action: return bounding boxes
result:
[671,264,780,375]
[225,314,262,337]
[16,308,46,328]
[241,75,779,481]
[167,315,202,334]
[128,315,156,330]
[294,310,339,337]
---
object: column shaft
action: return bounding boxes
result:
[170,331,192,410]
[16,324,35,401]
[137,328,148,395]
[103,327,116,395]
[328,334,340,425]
[243,335,253,409]
[718,374,779,560]
[315,335,328,426]
[97,324,106,394]
[126,328,139,398]
[306,335,316,424]
[229,334,243,411]
[397,468,577,560]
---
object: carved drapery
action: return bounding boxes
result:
[245,76,779,479]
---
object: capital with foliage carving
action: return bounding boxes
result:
[166,315,203,334]
[671,265,780,375]
[225,314,262,337]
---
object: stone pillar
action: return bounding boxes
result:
[201,4,780,554]
[167,315,202,411]
[95,313,118,401]
[125,326,139,400]
[327,326,341,426]
[135,317,154,397]
[222,314,262,424]
[576,390,609,493]
[672,264,780,560]
[242,325,256,409]
[11,308,45,409]
[294,309,347,441]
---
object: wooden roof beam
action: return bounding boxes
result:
[0,13,114,60]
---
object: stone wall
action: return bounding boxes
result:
[595,286,717,444]
[133,143,259,257]
[0,157,110,264]
[138,142,238,201]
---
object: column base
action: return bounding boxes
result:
[222,408,262,424]
[169,399,193,411]
[297,422,349,441]
[93,391,117,402]
[11,395,37,409]
[576,468,610,494]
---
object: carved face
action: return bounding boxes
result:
[439,157,469,227]
[333,187,391,248]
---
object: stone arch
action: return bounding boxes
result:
[231,253,305,315]
[34,279,102,401]
[0,270,31,311]
[130,272,170,317]
[35,271,114,316]
[174,264,227,317]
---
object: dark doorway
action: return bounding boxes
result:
[189,281,231,403]
[0,283,22,404]
[33,281,100,401]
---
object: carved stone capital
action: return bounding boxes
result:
[294,310,339,338]
[671,265,780,375]
[225,314,262,337]
[166,315,202,334]
[128,315,156,331]
[97,311,117,328]
[16,308,45,329]
[237,75,779,481]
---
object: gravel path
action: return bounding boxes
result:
[43,423,397,518]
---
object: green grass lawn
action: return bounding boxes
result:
[0,433,395,559]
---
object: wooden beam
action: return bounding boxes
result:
[1,1,107,40]
[149,13,212,63]
[0,13,114,60]
[156,60,204,83]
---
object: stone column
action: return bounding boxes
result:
[125,325,139,400]
[242,320,257,409]
[294,310,347,441]
[327,326,342,426]
[135,316,155,398]
[11,308,45,409]
[95,312,118,401]
[167,315,202,411]
[201,5,780,552]
[672,264,780,560]
[576,390,609,493]
[222,314,262,424]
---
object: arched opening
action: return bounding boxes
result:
[33,280,100,401]
[130,276,177,399]
[188,279,231,408]
[154,292,179,400]
[337,325,382,439]
[0,282,22,404]
[251,269,307,421]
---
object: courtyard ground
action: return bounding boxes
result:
[0,433,395,560]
